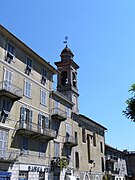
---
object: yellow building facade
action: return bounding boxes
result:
[0,25,107,180]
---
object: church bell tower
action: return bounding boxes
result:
[55,44,79,113]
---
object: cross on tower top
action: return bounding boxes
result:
[63,36,68,47]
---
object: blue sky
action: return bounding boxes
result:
[1,0,135,150]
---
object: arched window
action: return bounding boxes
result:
[84,173,90,180]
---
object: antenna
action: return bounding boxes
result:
[63,36,68,46]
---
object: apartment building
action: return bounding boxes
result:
[0,25,107,180]
[105,144,127,180]
[0,25,58,180]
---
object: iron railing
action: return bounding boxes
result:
[0,81,22,98]
[51,108,67,119]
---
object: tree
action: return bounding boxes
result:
[123,84,135,122]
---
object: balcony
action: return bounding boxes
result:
[64,135,78,147]
[0,150,19,163]
[17,121,56,140]
[51,108,67,121]
[0,81,22,100]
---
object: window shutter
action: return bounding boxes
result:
[24,80,27,96]
[38,113,42,129]
[54,143,59,157]
[4,68,12,90]
[0,130,8,158]
[29,109,33,129]
[45,117,49,128]
[20,107,26,127]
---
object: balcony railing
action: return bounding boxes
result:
[51,108,67,121]
[0,150,19,162]
[64,135,78,147]
[17,121,56,140]
[0,81,22,100]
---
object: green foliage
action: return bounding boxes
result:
[57,157,68,171]
[123,83,135,122]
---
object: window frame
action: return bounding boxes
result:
[41,67,47,85]
[40,89,47,106]
[25,56,33,75]
[0,129,8,158]
[20,106,33,129]
[93,133,96,147]
[39,140,47,158]
[24,79,32,98]
[6,42,15,63]
[82,128,86,143]
[54,142,60,158]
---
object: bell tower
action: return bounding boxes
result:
[55,45,79,113]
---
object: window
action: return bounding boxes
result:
[87,134,91,163]
[93,133,96,147]
[65,147,71,157]
[75,152,79,169]
[101,157,104,172]
[1,98,11,122]
[66,124,71,136]
[39,141,47,157]
[24,80,32,98]
[3,68,12,91]
[87,134,94,163]
[22,136,29,154]
[72,72,77,88]
[25,57,32,75]
[61,71,68,86]
[0,129,8,158]
[41,68,47,85]
[100,141,103,153]
[38,113,50,130]
[54,142,60,158]
[53,120,60,133]
[40,89,47,106]
[82,128,86,143]
[75,131,78,144]
[20,107,33,129]
[6,43,14,63]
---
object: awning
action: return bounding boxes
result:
[0,172,11,177]
[66,175,76,180]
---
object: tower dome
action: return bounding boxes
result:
[60,45,74,61]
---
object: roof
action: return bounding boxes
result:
[79,114,107,130]
[60,45,74,57]
[0,24,58,74]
